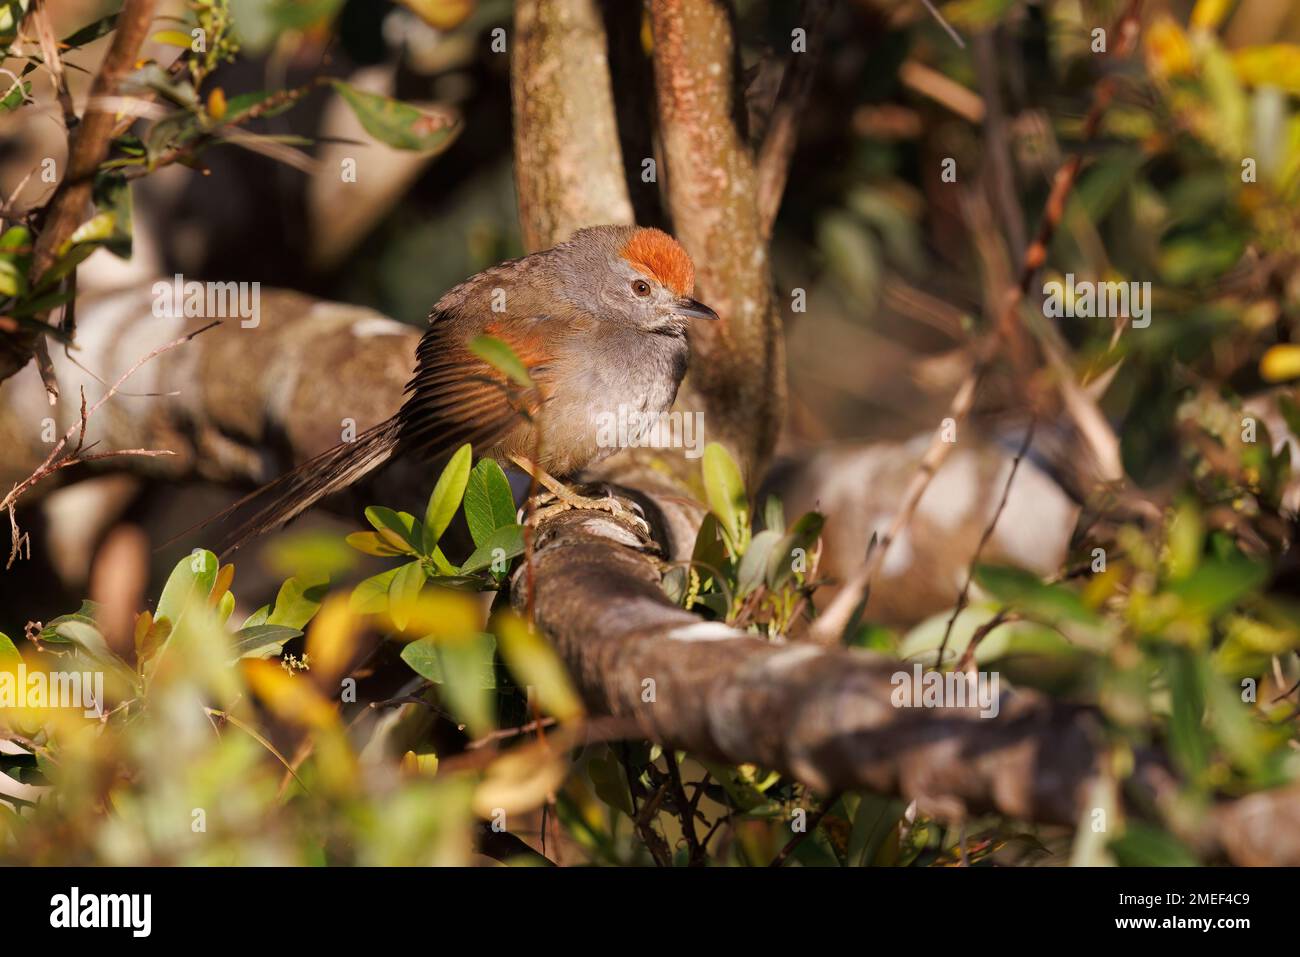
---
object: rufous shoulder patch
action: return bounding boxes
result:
[620,228,695,297]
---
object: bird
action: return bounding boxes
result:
[213,224,718,553]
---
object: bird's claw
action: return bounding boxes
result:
[528,485,651,536]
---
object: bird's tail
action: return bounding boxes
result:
[206,417,403,556]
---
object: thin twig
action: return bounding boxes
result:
[2,320,218,567]
[935,417,1036,667]
[664,750,704,865]
[956,607,1019,674]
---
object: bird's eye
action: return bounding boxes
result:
[631,279,651,297]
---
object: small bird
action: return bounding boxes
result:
[217,225,717,552]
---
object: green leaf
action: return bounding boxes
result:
[464,458,516,547]
[0,0,29,51]
[37,601,99,644]
[62,12,118,49]
[0,632,21,671]
[402,633,498,735]
[53,620,113,660]
[702,442,749,555]
[767,511,824,591]
[690,513,731,591]
[0,78,28,112]
[223,89,298,123]
[1168,557,1268,619]
[468,335,533,387]
[330,80,460,152]
[150,29,194,48]
[388,560,426,629]
[401,632,498,689]
[974,564,1098,625]
[587,753,634,817]
[1165,649,1208,780]
[460,524,525,575]
[266,575,328,630]
[364,506,422,553]
[229,624,301,662]
[241,604,271,629]
[1108,823,1198,867]
[345,530,410,556]
[762,495,785,535]
[349,567,401,614]
[736,530,781,598]
[156,550,220,630]
[423,443,472,552]
[216,590,236,625]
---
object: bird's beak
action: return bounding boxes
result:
[674,297,719,321]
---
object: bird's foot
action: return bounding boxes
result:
[527,484,650,535]
[507,455,651,535]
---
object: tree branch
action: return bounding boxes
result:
[0,0,160,386]
[511,0,634,252]
[648,0,785,479]
[511,502,1300,865]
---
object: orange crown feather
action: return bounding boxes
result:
[620,228,695,298]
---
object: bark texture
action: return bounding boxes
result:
[648,0,785,479]
[512,504,1300,865]
[511,0,635,252]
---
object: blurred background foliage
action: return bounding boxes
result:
[3,0,1300,865]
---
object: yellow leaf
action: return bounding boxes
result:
[150,29,193,48]
[380,588,481,640]
[398,0,474,31]
[1190,0,1232,32]
[493,612,583,722]
[1146,15,1194,79]
[472,740,570,817]
[207,87,227,120]
[1260,344,1300,383]
[208,562,235,608]
[401,750,439,776]
[304,595,359,685]
[1232,45,1300,94]
[242,658,339,729]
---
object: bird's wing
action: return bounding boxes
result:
[396,312,557,457]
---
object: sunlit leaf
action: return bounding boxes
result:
[423,443,472,552]
[401,632,497,689]
[493,612,583,722]
[463,458,516,547]
[1260,344,1300,383]
[350,566,400,614]
[702,442,749,555]
[305,595,360,685]
[267,574,328,630]
[229,624,301,662]
[472,739,570,817]
[242,658,338,729]
[388,561,427,630]
[460,524,525,575]
[331,80,460,152]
